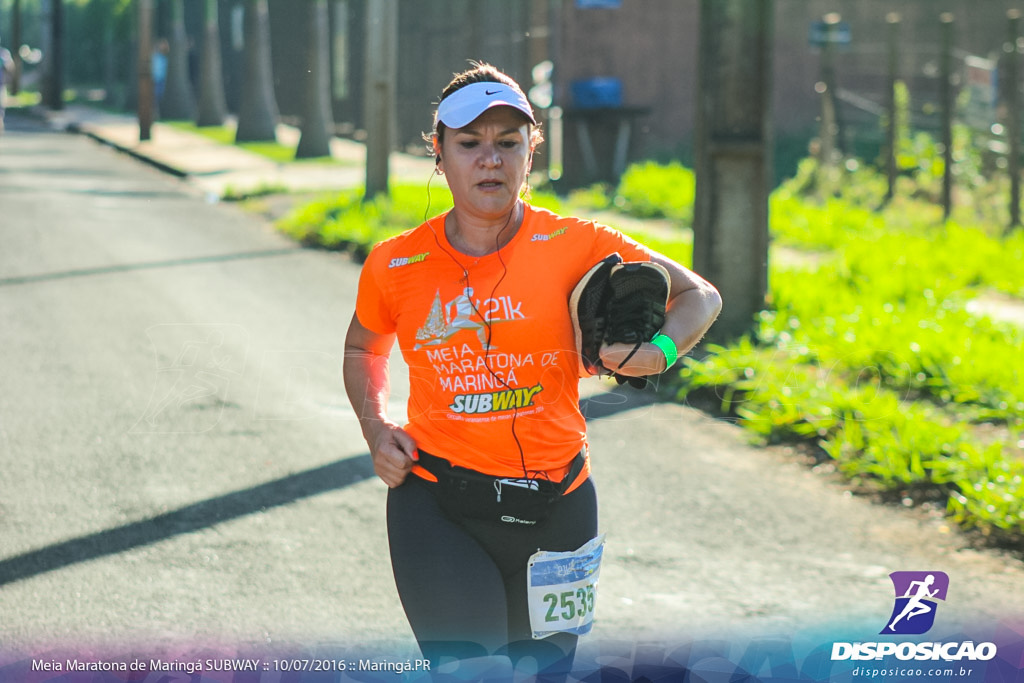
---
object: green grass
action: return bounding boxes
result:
[276,184,571,258]
[7,90,43,108]
[679,160,1024,547]
[613,160,696,224]
[164,121,344,165]
[276,184,454,258]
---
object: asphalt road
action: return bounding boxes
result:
[2,111,1023,670]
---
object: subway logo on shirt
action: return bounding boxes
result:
[388,251,430,268]
[449,384,544,414]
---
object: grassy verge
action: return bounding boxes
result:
[275,184,571,259]
[678,160,1024,548]
[164,121,349,165]
[276,185,451,259]
[7,91,43,108]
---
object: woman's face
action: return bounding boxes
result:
[437,106,533,223]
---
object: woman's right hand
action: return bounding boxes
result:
[343,314,418,488]
[366,420,419,488]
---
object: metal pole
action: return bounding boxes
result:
[940,13,954,222]
[1007,9,1022,230]
[885,13,900,203]
[818,12,841,198]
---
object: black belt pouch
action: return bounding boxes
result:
[417,451,584,525]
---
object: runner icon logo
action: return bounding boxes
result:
[881,571,949,635]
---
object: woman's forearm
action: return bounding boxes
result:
[343,344,393,445]
[661,281,723,357]
[343,314,418,487]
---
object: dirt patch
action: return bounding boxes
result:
[967,291,1024,327]
[230,191,333,224]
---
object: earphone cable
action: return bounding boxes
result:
[423,177,531,479]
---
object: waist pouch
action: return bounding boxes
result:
[416,450,586,526]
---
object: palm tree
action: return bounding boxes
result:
[296,0,334,158]
[196,0,228,126]
[235,0,279,142]
[160,0,196,120]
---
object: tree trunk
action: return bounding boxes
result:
[196,0,228,126]
[102,20,116,107]
[43,0,64,110]
[235,0,279,143]
[161,0,196,120]
[11,0,22,95]
[692,0,773,341]
[296,0,334,158]
[364,0,397,199]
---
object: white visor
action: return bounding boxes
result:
[435,82,536,130]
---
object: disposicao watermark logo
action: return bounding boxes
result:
[881,571,949,635]
[830,570,998,664]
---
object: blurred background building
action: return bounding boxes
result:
[2,0,1021,187]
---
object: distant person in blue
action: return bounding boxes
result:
[152,38,170,105]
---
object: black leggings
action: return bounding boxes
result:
[386,474,599,677]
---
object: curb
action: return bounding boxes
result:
[69,121,190,180]
[21,105,190,180]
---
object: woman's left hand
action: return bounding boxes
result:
[596,252,722,380]
[598,341,667,377]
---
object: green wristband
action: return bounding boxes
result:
[650,333,678,371]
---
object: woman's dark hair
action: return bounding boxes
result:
[430,61,543,147]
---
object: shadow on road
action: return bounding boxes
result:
[0,108,53,133]
[0,382,664,587]
[0,453,375,587]
[580,383,658,421]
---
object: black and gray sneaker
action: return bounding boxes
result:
[569,253,623,377]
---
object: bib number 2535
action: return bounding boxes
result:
[543,585,596,623]
[527,535,605,639]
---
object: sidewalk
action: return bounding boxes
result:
[31,104,437,199]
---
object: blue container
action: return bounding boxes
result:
[570,78,623,109]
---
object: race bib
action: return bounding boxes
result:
[527,534,606,640]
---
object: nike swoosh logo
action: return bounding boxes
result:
[485,90,500,96]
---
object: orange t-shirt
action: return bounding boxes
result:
[355,203,653,484]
